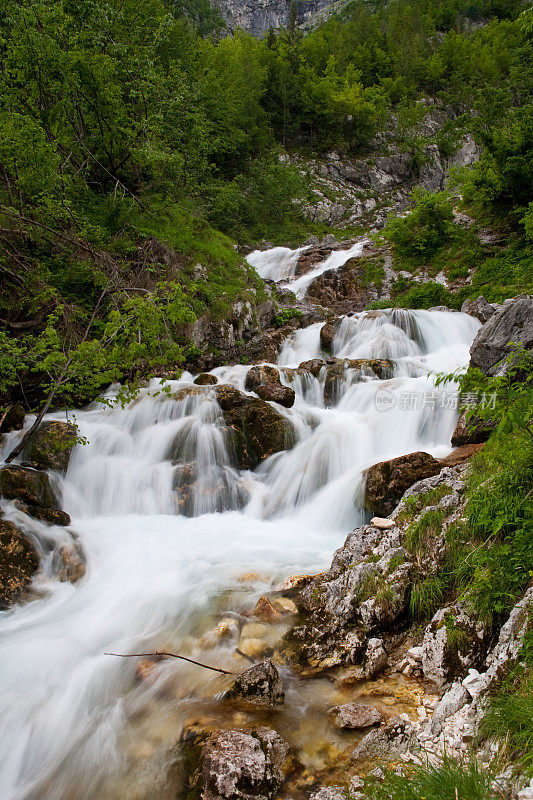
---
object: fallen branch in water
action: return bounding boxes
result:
[105,651,236,675]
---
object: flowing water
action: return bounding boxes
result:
[247,240,368,298]
[0,244,480,800]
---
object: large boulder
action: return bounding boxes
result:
[179,727,289,800]
[0,465,60,510]
[255,384,295,408]
[225,660,284,707]
[469,297,533,375]
[244,365,281,392]
[216,386,294,470]
[0,404,25,433]
[0,519,39,607]
[461,295,495,324]
[23,421,77,472]
[364,452,442,516]
[319,322,336,352]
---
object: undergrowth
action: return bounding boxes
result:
[360,754,497,800]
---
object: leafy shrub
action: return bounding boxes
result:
[382,189,456,259]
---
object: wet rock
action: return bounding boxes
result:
[329,703,384,730]
[238,638,270,660]
[23,420,77,473]
[365,452,442,516]
[271,597,297,616]
[179,726,289,800]
[52,538,86,583]
[321,358,394,407]
[0,404,25,433]
[450,412,495,447]
[421,603,491,689]
[469,296,533,375]
[225,659,284,707]
[461,296,495,324]
[284,524,411,669]
[0,519,39,607]
[244,365,281,392]
[352,716,416,762]
[254,595,282,623]
[319,322,336,352]
[276,572,316,595]
[440,443,485,466]
[194,373,218,386]
[0,465,60,510]
[216,386,294,470]
[13,500,71,527]
[171,463,197,516]
[297,358,325,378]
[173,386,205,402]
[255,383,295,408]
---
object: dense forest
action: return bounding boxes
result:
[0,0,531,407]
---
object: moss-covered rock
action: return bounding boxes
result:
[0,465,60,510]
[0,519,39,607]
[216,385,294,470]
[23,421,77,473]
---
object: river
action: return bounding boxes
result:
[0,243,479,799]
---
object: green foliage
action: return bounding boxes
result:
[481,627,533,778]
[405,507,447,558]
[382,189,456,259]
[410,573,447,620]
[273,308,303,328]
[398,484,452,522]
[361,754,497,800]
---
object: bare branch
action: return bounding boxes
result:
[105,651,236,675]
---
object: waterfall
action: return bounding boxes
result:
[246,239,368,298]
[0,249,480,799]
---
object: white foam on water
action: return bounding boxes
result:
[0,294,479,799]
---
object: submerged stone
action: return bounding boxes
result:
[329,703,384,730]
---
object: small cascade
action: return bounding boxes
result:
[246,244,310,282]
[246,239,368,299]
[0,239,481,800]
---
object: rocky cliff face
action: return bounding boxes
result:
[212,0,346,37]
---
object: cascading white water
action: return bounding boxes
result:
[0,277,479,799]
[246,240,368,299]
